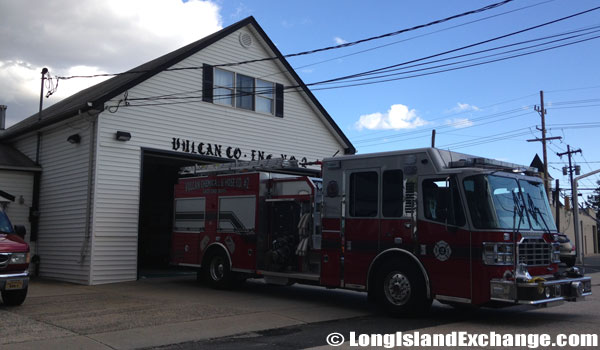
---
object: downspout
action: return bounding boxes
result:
[79,112,98,266]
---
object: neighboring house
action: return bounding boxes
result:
[0,17,355,285]
[0,143,41,236]
[551,204,599,256]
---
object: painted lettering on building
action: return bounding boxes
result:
[171,138,309,165]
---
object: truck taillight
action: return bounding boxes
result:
[483,242,514,265]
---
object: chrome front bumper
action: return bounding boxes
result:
[490,276,592,306]
[0,271,30,291]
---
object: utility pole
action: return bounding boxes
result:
[555,179,560,230]
[528,90,561,198]
[557,145,582,263]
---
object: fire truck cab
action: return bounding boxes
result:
[171,148,592,314]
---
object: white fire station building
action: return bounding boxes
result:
[0,17,355,285]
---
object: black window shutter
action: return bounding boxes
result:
[275,83,284,117]
[202,64,213,103]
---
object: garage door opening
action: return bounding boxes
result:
[138,150,219,278]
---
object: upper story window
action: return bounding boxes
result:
[256,79,274,114]
[236,73,255,110]
[214,69,234,106]
[203,64,283,117]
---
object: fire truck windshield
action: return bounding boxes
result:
[463,175,556,231]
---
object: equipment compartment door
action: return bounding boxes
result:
[418,176,471,301]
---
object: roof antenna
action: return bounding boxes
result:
[332,150,340,157]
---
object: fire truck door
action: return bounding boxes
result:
[418,176,471,301]
[343,169,380,287]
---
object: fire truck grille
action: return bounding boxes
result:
[518,238,551,266]
[0,253,10,268]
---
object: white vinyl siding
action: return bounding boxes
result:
[91,24,346,284]
[0,170,34,242]
[11,118,95,284]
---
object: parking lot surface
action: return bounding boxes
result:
[1,269,599,350]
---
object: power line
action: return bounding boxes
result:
[310,25,600,86]
[357,111,535,148]
[353,107,532,145]
[307,33,600,91]
[287,0,556,73]
[351,92,538,141]
[215,0,516,67]
[304,6,600,87]
[56,0,516,81]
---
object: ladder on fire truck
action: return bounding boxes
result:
[179,158,321,177]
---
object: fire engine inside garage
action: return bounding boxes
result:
[137,149,326,276]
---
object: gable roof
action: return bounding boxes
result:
[0,16,355,154]
[0,143,41,172]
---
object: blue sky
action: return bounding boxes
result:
[2,0,599,198]
[218,0,600,197]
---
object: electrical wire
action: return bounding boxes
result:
[303,7,600,87]
[56,0,515,81]
[357,111,535,148]
[353,107,532,145]
[307,34,600,91]
[267,0,556,78]
[309,26,600,86]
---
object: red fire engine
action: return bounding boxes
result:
[171,148,592,313]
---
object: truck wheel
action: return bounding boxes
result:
[375,261,431,315]
[204,252,234,289]
[565,257,576,267]
[1,288,28,306]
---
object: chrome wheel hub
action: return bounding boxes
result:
[210,257,225,281]
[384,272,411,306]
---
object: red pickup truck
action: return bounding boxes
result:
[0,208,30,306]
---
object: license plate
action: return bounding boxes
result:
[5,280,24,290]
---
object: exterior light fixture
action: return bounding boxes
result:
[115,131,131,141]
[67,134,81,144]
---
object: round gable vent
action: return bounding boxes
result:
[239,32,253,48]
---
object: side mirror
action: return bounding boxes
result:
[14,225,26,239]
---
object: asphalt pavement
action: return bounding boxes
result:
[1,262,599,350]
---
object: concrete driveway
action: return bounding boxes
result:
[0,276,373,350]
[2,270,598,350]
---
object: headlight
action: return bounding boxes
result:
[483,243,514,265]
[9,253,30,265]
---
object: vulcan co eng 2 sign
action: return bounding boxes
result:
[171,138,310,164]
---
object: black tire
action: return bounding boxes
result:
[374,260,431,315]
[1,288,28,306]
[203,251,234,289]
[565,257,576,267]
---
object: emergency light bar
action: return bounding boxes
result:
[448,157,537,173]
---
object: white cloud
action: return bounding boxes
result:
[334,37,348,45]
[0,0,222,127]
[355,104,428,131]
[446,118,474,129]
[449,102,480,113]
